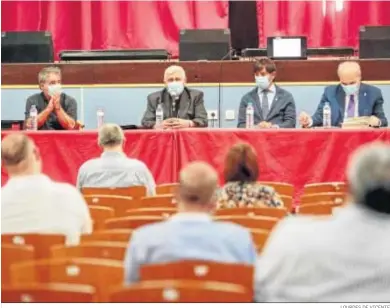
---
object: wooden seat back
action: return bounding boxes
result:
[84,195,138,216]
[51,242,127,261]
[215,207,287,219]
[214,215,278,231]
[80,229,132,243]
[104,216,164,230]
[2,234,66,259]
[10,258,122,302]
[82,186,146,198]
[2,283,95,303]
[1,244,34,286]
[88,206,115,230]
[156,183,179,195]
[303,182,347,194]
[110,280,251,302]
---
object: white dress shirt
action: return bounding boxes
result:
[255,204,390,302]
[2,174,92,245]
[77,151,156,196]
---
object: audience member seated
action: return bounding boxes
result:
[217,143,283,209]
[255,142,390,302]
[124,161,257,284]
[76,123,156,195]
[1,133,92,245]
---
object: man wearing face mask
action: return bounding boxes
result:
[25,66,77,130]
[299,61,388,128]
[237,57,296,129]
[141,65,208,129]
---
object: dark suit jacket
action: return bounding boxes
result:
[237,85,296,128]
[312,83,388,127]
[141,87,208,128]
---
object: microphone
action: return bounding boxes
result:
[217,48,235,128]
[168,90,179,116]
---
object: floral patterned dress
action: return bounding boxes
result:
[217,181,284,209]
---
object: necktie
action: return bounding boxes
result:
[347,95,355,118]
[261,90,269,119]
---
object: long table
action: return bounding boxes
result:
[2,129,390,197]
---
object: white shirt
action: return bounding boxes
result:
[258,84,276,110]
[344,94,359,119]
[255,204,390,302]
[1,174,92,245]
[77,152,156,196]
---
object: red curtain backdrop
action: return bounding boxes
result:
[2,1,390,57]
[257,0,390,48]
[1,0,228,58]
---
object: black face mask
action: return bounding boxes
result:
[362,185,390,215]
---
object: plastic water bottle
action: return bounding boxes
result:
[29,105,38,131]
[323,102,331,128]
[246,102,254,129]
[97,108,104,129]
[155,103,163,129]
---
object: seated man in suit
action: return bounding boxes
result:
[237,57,296,128]
[124,161,257,284]
[299,61,388,128]
[141,65,208,129]
[25,66,78,130]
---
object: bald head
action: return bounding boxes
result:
[347,142,390,207]
[337,61,361,85]
[1,133,41,176]
[178,161,218,208]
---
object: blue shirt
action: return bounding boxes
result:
[124,212,257,284]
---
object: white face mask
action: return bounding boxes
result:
[48,84,62,97]
[167,81,184,97]
[255,75,271,90]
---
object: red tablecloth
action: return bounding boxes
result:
[2,129,390,197]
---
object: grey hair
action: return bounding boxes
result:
[164,65,186,81]
[337,61,361,77]
[38,66,62,84]
[98,123,124,147]
[347,142,390,202]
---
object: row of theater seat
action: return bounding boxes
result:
[2,181,347,302]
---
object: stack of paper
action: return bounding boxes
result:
[342,116,371,129]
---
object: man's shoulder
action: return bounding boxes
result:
[147,90,164,101]
[124,158,149,170]
[241,88,257,100]
[361,83,381,95]
[187,88,204,97]
[79,157,101,171]
[275,85,294,99]
[270,215,334,247]
[26,92,43,102]
[52,180,80,194]
[132,220,169,240]
[213,220,253,239]
[323,84,340,95]
[62,93,77,103]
